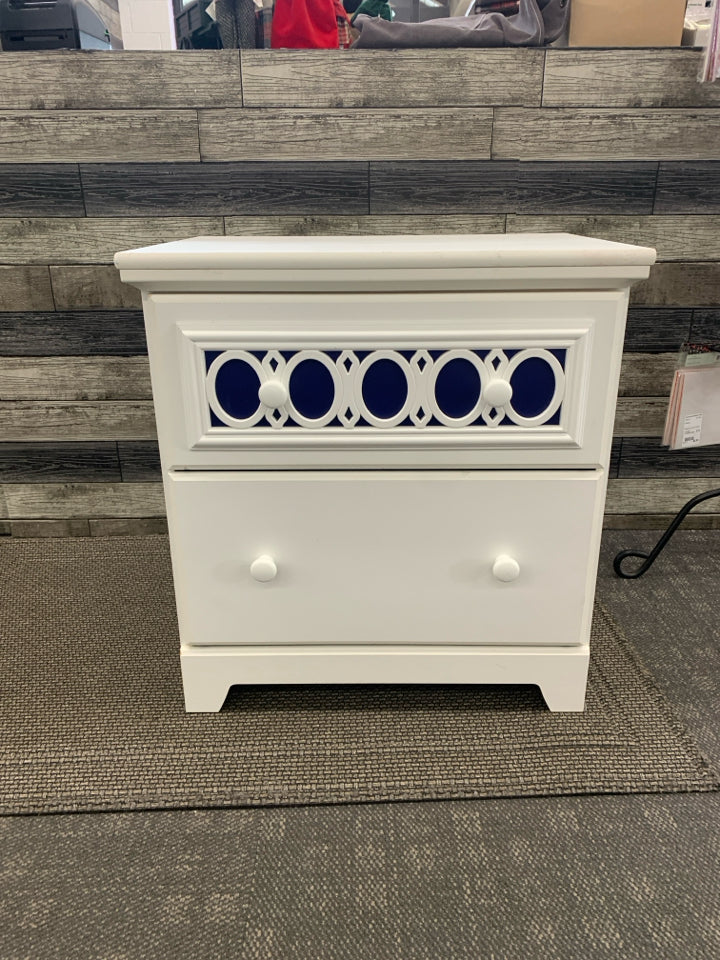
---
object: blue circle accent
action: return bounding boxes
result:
[434,357,481,419]
[361,357,408,419]
[214,358,261,420]
[289,358,336,420]
[509,356,557,419]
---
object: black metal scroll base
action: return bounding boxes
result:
[613,487,720,579]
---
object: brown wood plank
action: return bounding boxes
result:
[0,266,54,310]
[0,218,223,265]
[241,49,543,107]
[0,357,151,400]
[224,214,506,235]
[2,482,165,519]
[631,264,720,306]
[0,51,242,109]
[199,108,493,161]
[0,112,200,163]
[543,50,720,108]
[619,354,677,397]
[606,479,720,514]
[614,398,668,437]
[50,266,142,310]
[0,402,157,441]
[493,109,720,161]
[506,215,720,262]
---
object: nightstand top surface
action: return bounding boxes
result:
[115,233,656,273]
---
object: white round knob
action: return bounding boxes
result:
[258,379,288,409]
[484,378,513,407]
[492,555,520,582]
[250,555,277,582]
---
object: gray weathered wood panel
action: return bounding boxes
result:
[50,266,142,310]
[88,517,168,536]
[609,437,621,478]
[118,441,161,481]
[493,109,720,161]
[619,354,677,397]
[0,442,120,482]
[614,398,668,437]
[606,479,720,514]
[80,162,370,217]
[618,437,720,478]
[516,162,657,215]
[602,513,720,530]
[224,213,507,235]
[0,402,157,441]
[8,519,91,537]
[2,481,165,519]
[655,161,720,214]
[0,164,83,217]
[506,215,720,262]
[0,266,54,310]
[543,50,720,108]
[241,49,544,108]
[624,308,693,352]
[0,312,146,356]
[690,309,720,344]
[370,161,515,214]
[0,218,224,265]
[0,357,151,399]
[631,264,720,306]
[199,109,493,161]
[0,112,201,163]
[0,51,242,109]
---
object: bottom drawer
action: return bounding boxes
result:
[166,470,603,647]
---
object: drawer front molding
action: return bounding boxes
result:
[204,346,567,432]
[177,327,591,454]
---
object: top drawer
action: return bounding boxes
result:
[145,290,627,470]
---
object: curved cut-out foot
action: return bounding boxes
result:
[180,655,230,712]
[539,675,588,712]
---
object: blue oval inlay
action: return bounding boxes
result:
[361,357,408,420]
[214,358,261,420]
[509,356,557,419]
[289,358,336,420]
[434,357,481,419]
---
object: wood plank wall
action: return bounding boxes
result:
[1,48,719,536]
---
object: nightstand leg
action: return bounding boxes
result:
[180,652,230,712]
[538,662,589,712]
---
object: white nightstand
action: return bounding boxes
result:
[115,234,655,712]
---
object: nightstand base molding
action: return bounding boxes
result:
[179,643,590,713]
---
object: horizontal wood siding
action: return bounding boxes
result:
[199,109,494,161]
[0,51,243,109]
[542,50,720,108]
[241,49,544,107]
[0,49,718,530]
[0,219,224,265]
[493,109,720,161]
[0,112,201,163]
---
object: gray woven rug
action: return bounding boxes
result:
[0,535,716,815]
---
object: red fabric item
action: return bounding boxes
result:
[271,0,339,48]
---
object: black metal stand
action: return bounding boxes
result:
[613,487,720,579]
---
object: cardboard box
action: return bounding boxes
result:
[569,0,687,47]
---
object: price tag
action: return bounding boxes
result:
[682,413,703,447]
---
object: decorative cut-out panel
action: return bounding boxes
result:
[204,347,567,431]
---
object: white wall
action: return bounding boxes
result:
[118,0,177,49]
